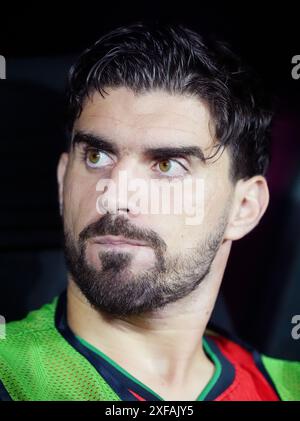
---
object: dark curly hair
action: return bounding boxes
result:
[66,22,273,182]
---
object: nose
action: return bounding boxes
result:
[102,181,130,214]
[96,158,144,216]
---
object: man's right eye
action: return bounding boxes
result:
[85,149,114,168]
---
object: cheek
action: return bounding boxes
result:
[141,180,207,253]
[203,174,232,228]
[147,213,201,255]
[153,176,231,253]
[63,171,100,237]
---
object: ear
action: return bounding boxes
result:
[224,176,269,241]
[57,153,69,216]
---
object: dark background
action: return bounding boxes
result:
[0,2,299,359]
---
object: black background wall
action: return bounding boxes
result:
[0,2,299,360]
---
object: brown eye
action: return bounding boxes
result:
[155,159,188,178]
[158,160,172,172]
[85,149,113,168]
[87,150,101,165]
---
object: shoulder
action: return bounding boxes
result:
[206,329,300,401]
[0,298,58,379]
[260,354,300,401]
[0,296,121,401]
[0,297,62,400]
[0,296,58,341]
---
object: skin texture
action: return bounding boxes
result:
[57,87,269,400]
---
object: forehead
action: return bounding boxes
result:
[74,87,215,151]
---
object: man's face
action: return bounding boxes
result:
[59,87,233,316]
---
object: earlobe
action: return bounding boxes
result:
[224,176,269,241]
[57,153,69,216]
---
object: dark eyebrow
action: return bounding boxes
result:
[143,146,206,162]
[72,130,206,162]
[72,131,119,155]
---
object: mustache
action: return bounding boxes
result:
[79,214,167,252]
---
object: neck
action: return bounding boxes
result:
[66,240,231,399]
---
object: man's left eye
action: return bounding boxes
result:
[86,150,113,168]
[154,159,188,177]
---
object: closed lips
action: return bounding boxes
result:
[93,236,148,246]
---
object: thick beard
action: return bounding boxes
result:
[63,214,227,317]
